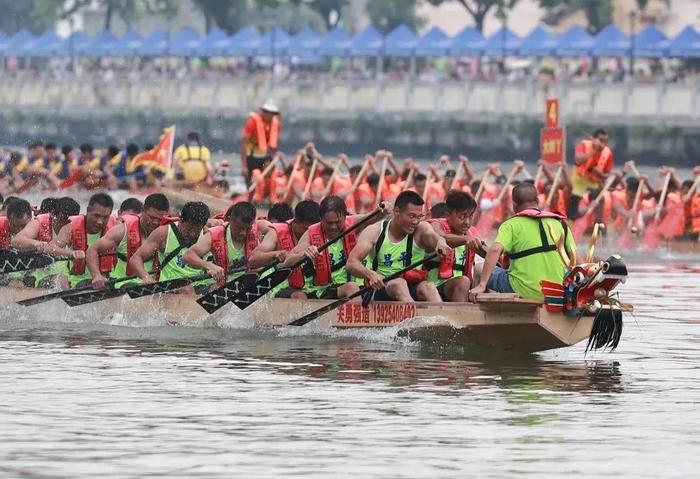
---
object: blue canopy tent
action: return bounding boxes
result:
[449,26,485,56]
[668,26,700,58]
[111,29,144,57]
[348,26,383,57]
[633,25,668,58]
[288,27,321,57]
[25,30,66,57]
[197,27,229,56]
[317,26,352,57]
[414,26,451,57]
[83,29,117,56]
[591,24,630,57]
[555,25,593,57]
[67,31,92,56]
[169,28,201,56]
[518,26,556,57]
[483,27,521,57]
[383,24,419,57]
[254,27,290,57]
[0,29,36,56]
[138,28,168,56]
[225,26,260,56]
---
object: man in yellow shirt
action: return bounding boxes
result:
[470,183,576,302]
[174,132,213,184]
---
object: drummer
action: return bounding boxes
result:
[174,132,213,185]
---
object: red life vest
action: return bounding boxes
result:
[307,217,357,286]
[428,218,476,281]
[270,220,304,289]
[122,214,144,276]
[36,213,53,242]
[0,216,9,248]
[210,222,259,271]
[69,214,117,275]
[513,208,568,220]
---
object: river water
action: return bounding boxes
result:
[1,258,699,478]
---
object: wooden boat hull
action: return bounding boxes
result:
[0,288,594,353]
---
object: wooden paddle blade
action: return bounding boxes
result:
[0,252,60,275]
[62,288,126,307]
[125,278,193,299]
[230,269,291,310]
[196,272,260,314]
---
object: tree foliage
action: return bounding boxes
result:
[366,0,426,34]
[425,0,520,32]
[538,0,612,34]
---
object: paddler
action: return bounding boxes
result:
[570,129,614,219]
[182,202,261,285]
[469,183,576,302]
[129,201,211,291]
[85,193,171,289]
[174,132,213,184]
[50,193,116,288]
[347,191,451,302]
[117,198,144,220]
[0,198,34,249]
[280,196,387,299]
[241,100,282,187]
[427,191,482,302]
[11,197,81,288]
[110,143,140,189]
[248,201,320,275]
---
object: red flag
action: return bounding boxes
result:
[131,126,175,171]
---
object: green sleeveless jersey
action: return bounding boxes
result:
[112,228,155,288]
[301,239,352,294]
[427,244,466,285]
[218,226,247,282]
[158,223,203,282]
[368,220,424,277]
[68,232,102,287]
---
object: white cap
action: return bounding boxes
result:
[261,99,280,113]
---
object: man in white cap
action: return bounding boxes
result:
[240,100,282,188]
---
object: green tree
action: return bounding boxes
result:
[191,0,249,33]
[538,0,612,34]
[366,0,426,34]
[425,0,520,32]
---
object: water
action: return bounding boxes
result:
[1,261,699,478]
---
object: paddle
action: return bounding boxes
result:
[322,157,343,198]
[303,157,319,200]
[62,259,248,307]
[288,253,438,327]
[476,162,519,235]
[18,274,143,307]
[197,205,386,314]
[375,154,389,207]
[247,155,279,194]
[571,174,617,241]
[642,171,672,250]
[618,177,646,249]
[0,250,88,275]
[281,152,303,202]
[544,166,564,209]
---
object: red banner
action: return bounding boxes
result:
[541,127,565,164]
[546,99,559,128]
[131,126,175,171]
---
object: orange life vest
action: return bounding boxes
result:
[36,213,53,242]
[271,220,304,289]
[429,218,475,281]
[210,222,259,271]
[575,140,613,182]
[252,168,283,204]
[69,214,116,275]
[690,195,700,233]
[250,112,280,153]
[307,217,357,286]
[0,216,9,248]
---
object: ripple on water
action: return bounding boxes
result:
[1,266,700,478]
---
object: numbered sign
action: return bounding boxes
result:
[541,127,565,164]
[546,99,559,128]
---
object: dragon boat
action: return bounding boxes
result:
[0,255,630,354]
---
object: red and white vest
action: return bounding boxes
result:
[307,217,357,286]
[270,220,304,289]
[36,213,54,242]
[210,222,259,271]
[69,214,117,275]
[428,218,476,280]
